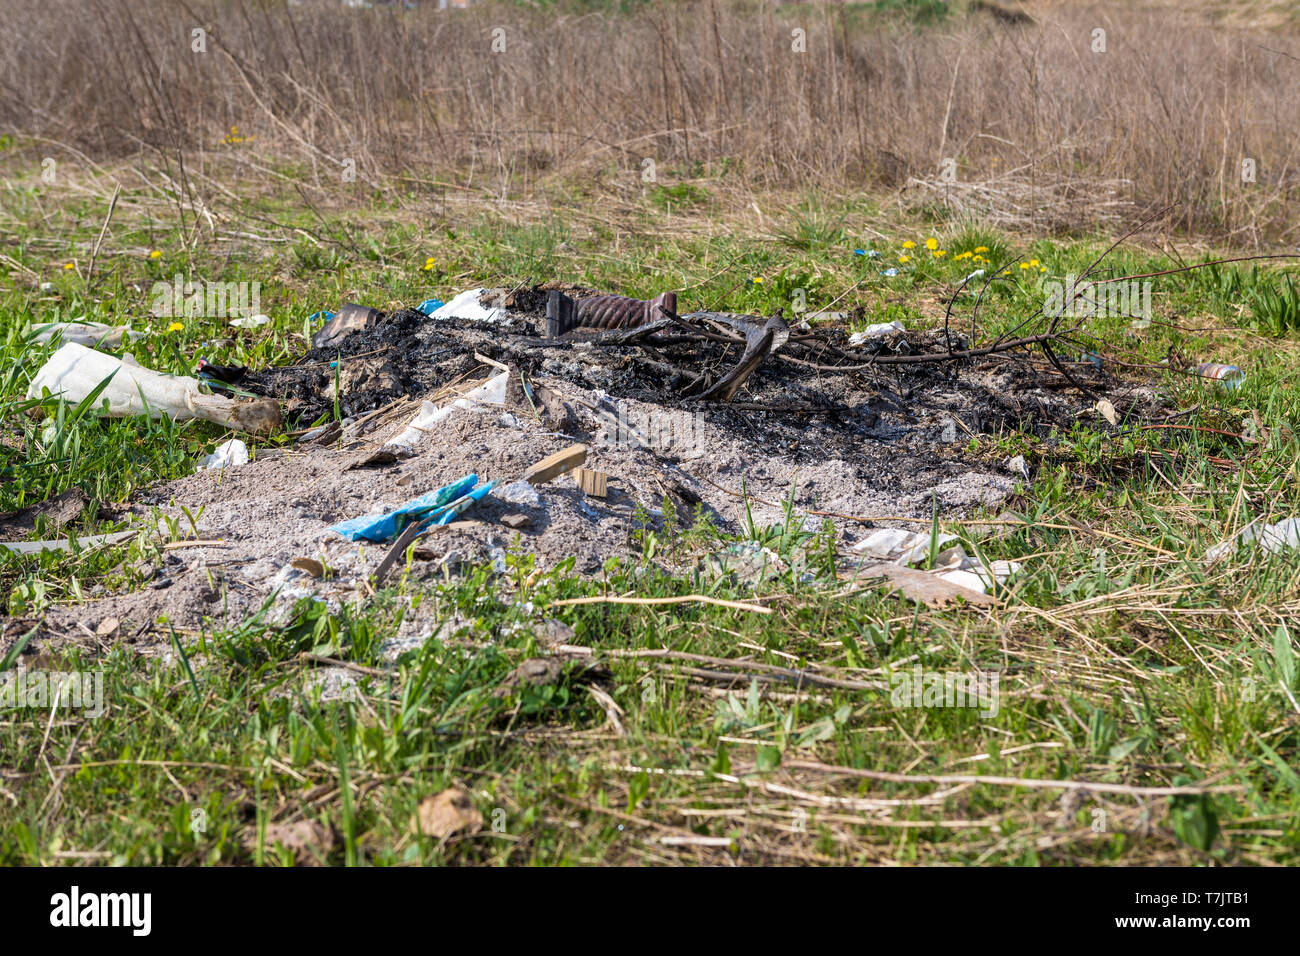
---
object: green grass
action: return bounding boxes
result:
[1,162,1299,865]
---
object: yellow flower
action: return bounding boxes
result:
[63,262,74,270]
[1001,270,1011,276]
[898,255,910,263]
[974,246,989,254]
[167,322,184,332]
[1039,266,1047,273]
[1029,258,1040,267]
[973,255,986,263]
[423,257,436,271]
[149,250,162,260]
[933,249,947,257]
[925,238,938,250]
[902,240,916,249]
[752,277,763,284]
[1019,263,1030,270]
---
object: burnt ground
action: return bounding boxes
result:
[26,286,1161,657]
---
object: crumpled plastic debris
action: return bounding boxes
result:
[426,288,510,323]
[328,473,496,542]
[28,321,141,348]
[230,313,270,329]
[853,529,1020,595]
[386,370,509,452]
[26,343,281,435]
[853,528,957,564]
[197,438,248,472]
[848,320,905,345]
[1190,363,1244,389]
[930,544,1021,595]
[1206,517,1300,564]
[704,541,794,584]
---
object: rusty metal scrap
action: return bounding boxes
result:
[546,290,677,336]
[686,311,791,402]
[577,291,677,330]
[545,290,791,403]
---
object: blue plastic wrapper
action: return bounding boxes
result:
[329,473,479,542]
[433,480,497,524]
[417,298,445,316]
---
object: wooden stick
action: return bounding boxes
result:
[549,594,771,614]
[522,444,588,485]
[781,759,1244,796]
[161,539,228,551]
[87,183,121,286]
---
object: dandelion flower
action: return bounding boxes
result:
[898,255,910,263]
[1039,266,1047,273]
[63,262,74,270]
[974,246,989,254]
[752,277,763,284]
[925,238,938,250]
[1019,263,1030,270]
[1001,270,1011,276]
[167,322,184,332]
[1029,258,1040,267]
[933,249,947,258]
[902,240,916,249]
[423,256,436,271]
[149,250,162,260]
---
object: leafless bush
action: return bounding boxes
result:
[1,0,1297,240]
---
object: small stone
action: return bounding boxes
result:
[541,619,575,646]
[414,788,483,839]
[291,557,325,578]
[496,479,543,508]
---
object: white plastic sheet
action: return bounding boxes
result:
[386,370,510,451]
[425,288,510,323]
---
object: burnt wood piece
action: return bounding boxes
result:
[684,311,791,402]
[545,290,578,337]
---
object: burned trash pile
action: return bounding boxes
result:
[28,283,1150,651]
[246,284,1115,461]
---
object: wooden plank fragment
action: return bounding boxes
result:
[522,444,587,485]
[572,467,608,497]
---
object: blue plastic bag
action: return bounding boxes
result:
[329,474,480,542]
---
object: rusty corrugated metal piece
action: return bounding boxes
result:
[574,291,677,330]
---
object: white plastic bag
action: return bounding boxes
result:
[27,343,280,434]
[426,289,510,324]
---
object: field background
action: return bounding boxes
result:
[1,0,1298,866]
